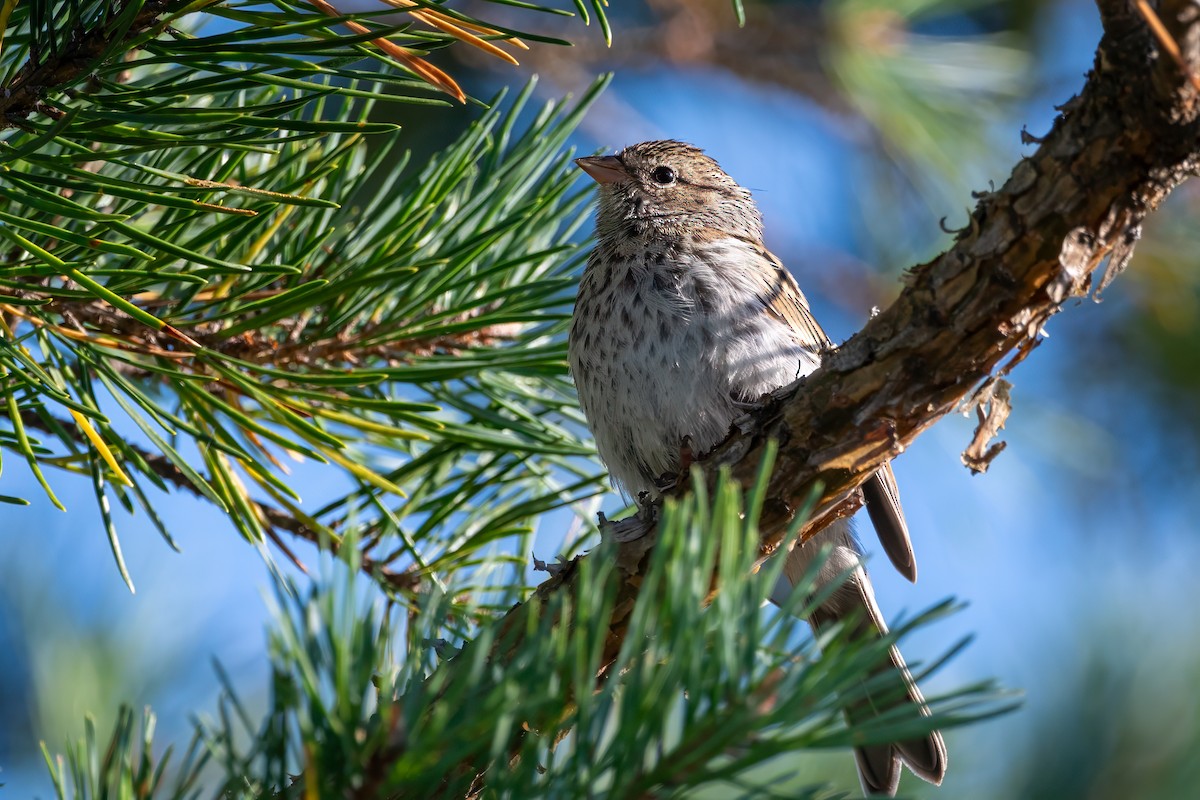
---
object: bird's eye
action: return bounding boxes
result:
[651,166,677,185]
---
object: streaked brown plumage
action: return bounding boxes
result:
[568,140,946,797]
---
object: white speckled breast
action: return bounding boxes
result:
[569,236,820,496]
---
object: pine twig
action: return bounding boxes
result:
[14,409,424,593]
[0,0,172,128]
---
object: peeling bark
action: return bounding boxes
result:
[961,378,1012,474]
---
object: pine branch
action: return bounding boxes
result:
[2,72,610,588]
[426,1,1200,788]
[15,406,424,591]
[0,0,568,122]
[177,472,1000,800]
[0,1,173,128]
[1,284,525,371]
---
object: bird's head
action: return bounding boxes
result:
[575,140,763,244]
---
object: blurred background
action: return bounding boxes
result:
[3,0,1200,796]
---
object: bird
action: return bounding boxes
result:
[567,140,947,797]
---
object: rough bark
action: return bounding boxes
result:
[476,0,1200,728]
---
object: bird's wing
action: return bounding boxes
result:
[750,245,833,353]
[754,245,919,583]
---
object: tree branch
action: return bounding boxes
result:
[698,0,1199,547]
[0,1,172,128]
[423,2,1200,784]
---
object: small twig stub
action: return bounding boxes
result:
[962,378,1013,474]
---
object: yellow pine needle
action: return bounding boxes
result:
[233,392,291,473]
[378,0,523,64]
[305,0,465,101]
[1135,0,1200,92]
[194,202,257,216]
[320,446,408,498]
[311,406,430,439]
[256,477,338,547]
[162,323,202,349]
[409,10,518,64]
[0,0,18,58]
[206,274,241,303]
[222,454,272,533]
[243,203,297,271]
[440,15,529,50]
[2,382,65,511]
[304,750,320,800]
[69,410,134,487]
[183,177,318,199]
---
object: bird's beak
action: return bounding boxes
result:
[575,155,628,185]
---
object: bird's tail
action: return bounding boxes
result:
[774,521,947,797]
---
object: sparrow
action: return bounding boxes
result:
[568,140,947,797]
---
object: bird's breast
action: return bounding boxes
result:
[570,243,809,495]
